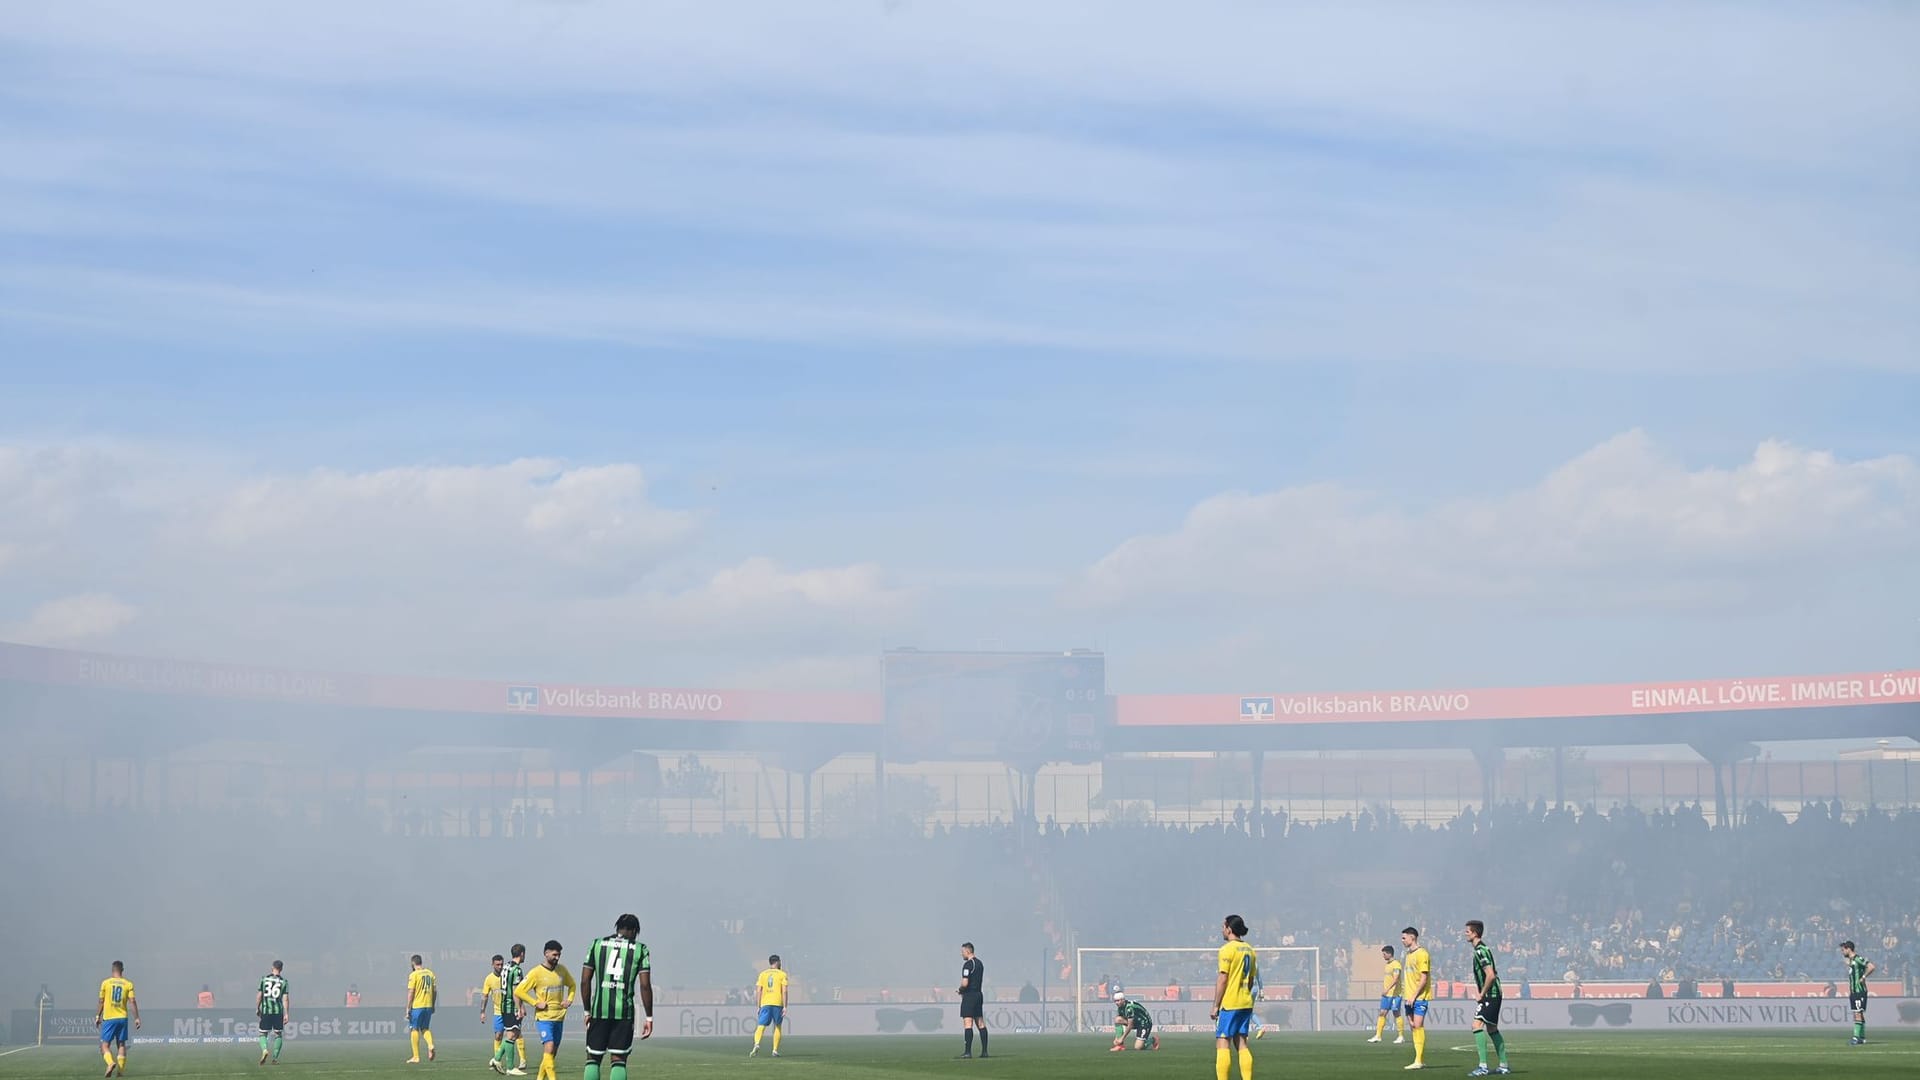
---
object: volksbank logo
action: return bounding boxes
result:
[506,685,541,712]
[1240,696,1274,721]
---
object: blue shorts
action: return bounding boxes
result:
[409,1008,434,1031]
[537,1019,564,1048]
[493,1014,507,1035]
[1406,999,1429,1018]
[1215,1008,1253,1040]
[757,1005,784,1028]
[1380,995,1403,1012]
[100,1019,129,1045]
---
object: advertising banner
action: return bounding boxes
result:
[1305,997,1920,1033]
[1122,670,1920,727]
[16,998,1920,1043]
[12,1008,408,1046]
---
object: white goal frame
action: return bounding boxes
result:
[1074,946,1322,1033]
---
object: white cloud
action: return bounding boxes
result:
[0,444,914,683]
[8,592,138,644]
[1077,431,1920,614]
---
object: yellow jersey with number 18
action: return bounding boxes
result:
[1217,941,1258,1011]
[99,978,135,1021]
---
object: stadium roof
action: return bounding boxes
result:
[2,640,1916,756]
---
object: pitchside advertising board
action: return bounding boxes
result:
[19,1000,1920,1043]
[882,650,1106,764]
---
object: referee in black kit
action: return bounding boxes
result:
[959,942,989,1058]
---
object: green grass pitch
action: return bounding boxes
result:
[3,1031,1913,1079]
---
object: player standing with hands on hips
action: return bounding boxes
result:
[1841,940,1875,1044]
[958,942,989,1059]
[1464,921,1510,1076]
[1212,915,1257,1080]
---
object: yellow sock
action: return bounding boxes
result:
[423,1032,435,1053]
[1413,1026,1426,1062]
[1216,1046,1231,1080]
[754,1025,764,1048]
[494,1037,502,1057]
[542,1050,555,1080]
[1375,1014,1387,1038]
[772,1026,783,1052]
[519,1042,528,1068]
[1238,1046,1253,1079]
[1396,1015,1405,1035]
[104,1049,115,1067]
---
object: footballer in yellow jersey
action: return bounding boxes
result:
[405,955,439,1063]
[1369,944,1406,1043]
[1401,927,1433,1069]
[751,954,789,1057]
[482,954,505,1064]
[1212,914,1256,1080]
[514,940,576,1080]
[97,961,140,1076]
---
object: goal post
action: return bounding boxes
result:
[1073,946,1322,1033]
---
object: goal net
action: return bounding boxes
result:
[1074,946,1322,1034]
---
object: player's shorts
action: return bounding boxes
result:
[99,1019,129,1045]
[408,1007,434,1031]
[757,1004,784,1027]
[585,1018,634,1058]
[499,1011,521,1035]
[1380,995,1403,1012]
[1214,1008,1253,1039]
[1474,995,1502,1027]
[1849,992,1868,1013]
[1127,1022,1153,1038]
[1405,999,1429,1018]
[537,1019,565,1047]
[492,1014,507,1036]
[958,992,985,1020]
[259,1013,285,1034]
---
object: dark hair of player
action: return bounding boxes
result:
[492,954,504,963]
[1466,920,1485,937]
[544,940,563,954]
[411,954,424,965]
[962,942,975,952]
[272,960,284,972]
[769,955,781,966]
[1381,945,1395,957]
[511,945,526,960]
[1224,914,1249,937]
[1402,927,1420,940]
[616,914,640,936]
[112,961,124,973]
[1840,940,1856,951]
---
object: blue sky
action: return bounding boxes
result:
[2,1,1917,696]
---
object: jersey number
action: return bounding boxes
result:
[111,987,125,1004]
[263,984,283,1001]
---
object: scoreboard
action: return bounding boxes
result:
[882,649,1107,764]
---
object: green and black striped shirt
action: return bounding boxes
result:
[1848,955,1870,996]
[582,936,650,1021]
[498,962,524,1019]
[1472,943,1501,998]
[258,974,288,1017]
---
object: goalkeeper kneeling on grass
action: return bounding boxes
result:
[1111,991,1159,1051]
